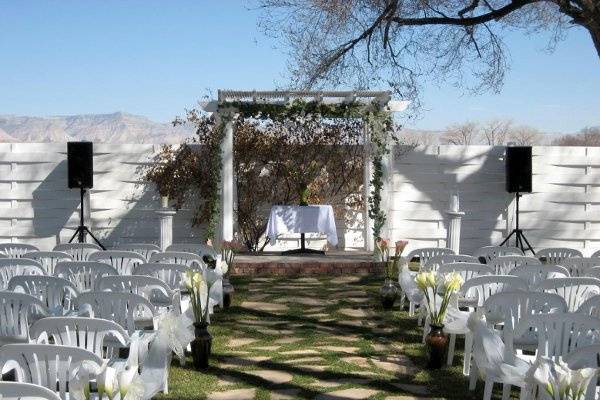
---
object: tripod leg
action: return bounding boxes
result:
[500,230,517,246]
[68,227,80,243]
[83,226,106,250]
[520,232,536,255]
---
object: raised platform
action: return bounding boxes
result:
[231,251,382,276]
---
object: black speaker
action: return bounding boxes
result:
[505,146,532,193]
[67,142,93,189]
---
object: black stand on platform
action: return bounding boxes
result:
[282,233,325,255]
[499,192,534,255]
[68,188,106,249]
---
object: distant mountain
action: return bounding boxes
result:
[0,112,195,143]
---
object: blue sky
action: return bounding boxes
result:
[0,0,598,133]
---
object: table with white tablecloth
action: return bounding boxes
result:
[266,205,338,254]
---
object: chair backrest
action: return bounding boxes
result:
[96,275,173,305]
[22,251,73,275]
[483,291,567,330]
[0,382,62,400]
[0,292,47,344]
[149,251,205,268]
[510,264,570,289]
[0,259,45,290]
[461,275,529,306]
[424,254,479,272]
[87,250,146,275]
[576,294,600,318]
[0,243,39,258]
[437,262,494,283]
[0,344,103,400]
[133,262,189,290]
[560,257,600,277]
[473,245,523,264]
[406,247,454,269]
[54,261,118,292]
[539,277,600,312]
[166,243,218,257]
[513,313,600,359]
[537,247,583,264]
[490,255,541,275]
[75,291,156,334]
[8,275,79,311]
[29,316,129,358]
[53,243,102,261]
[115,243,161,260]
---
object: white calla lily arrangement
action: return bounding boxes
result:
[185,268,220,324]
[414,271,464,326]
[526,357,597,400]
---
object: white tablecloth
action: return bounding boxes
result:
[266,205,338,246]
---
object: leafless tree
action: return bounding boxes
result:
[441,122,479,145]
[482,119,512,145]
[508,125,541,145]
[256,1,599,109]
[552,126,600,145]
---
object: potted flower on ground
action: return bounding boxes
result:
[220,238,243,308]
[414,270,463,369]
[377,239,408,309]
[185,269,220,370]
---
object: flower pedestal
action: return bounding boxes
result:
[425,324,448,369]
[191,322,212,370]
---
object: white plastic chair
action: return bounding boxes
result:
[473,246,523,264]
[149,251,205,268]
[29,316,130,358]
[563,344,600,400]
[166,243,218,258]
[559,257,600,277]
[75,291,157,335]
[539,277,600,312]
[576,294,600,318]
[0,259,45,290]
[439,263,495,307]
[54,261,118,292]
[0,292,48,346]
[461,275,529,307]
[0,243,39,258]
[0,382,62,400]
[22,251,72,275]
[96,274,180,311]
[490,255,541,275]
[584,266,600,281]
[134,262,189,290]
[536,247,583,264]
[424,254,478,272]
[115,243,161,260]
[406,247,454,270]
[509,264,569,289]
[0,344,103,400]
[512,312,600,359]
[53,243,102,261]
[88,250,146,275]
[483,291,567,352]
[8,276,79,313]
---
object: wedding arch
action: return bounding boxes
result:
[201,90,409,251]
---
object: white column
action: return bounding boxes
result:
[363,130,374,251]
[156,209,176,251]
[215,110,235,244]
[444,191,465,253]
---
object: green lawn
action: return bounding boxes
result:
[159,275,495,399]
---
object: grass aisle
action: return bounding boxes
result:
[159,275,487,399]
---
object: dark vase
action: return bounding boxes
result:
[191,322,212,370]
[380,278,399,310]
[425,324,448,369]
[223,277,234,309]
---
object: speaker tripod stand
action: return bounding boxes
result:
[68,188,105,249]
[499,192,534,254]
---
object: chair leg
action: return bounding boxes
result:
[447,334,456,366]
[463,332,473,376]
[469,364,478,391]
[483,379,494,400]
[409,301,415,316]
[501,384,511,400]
